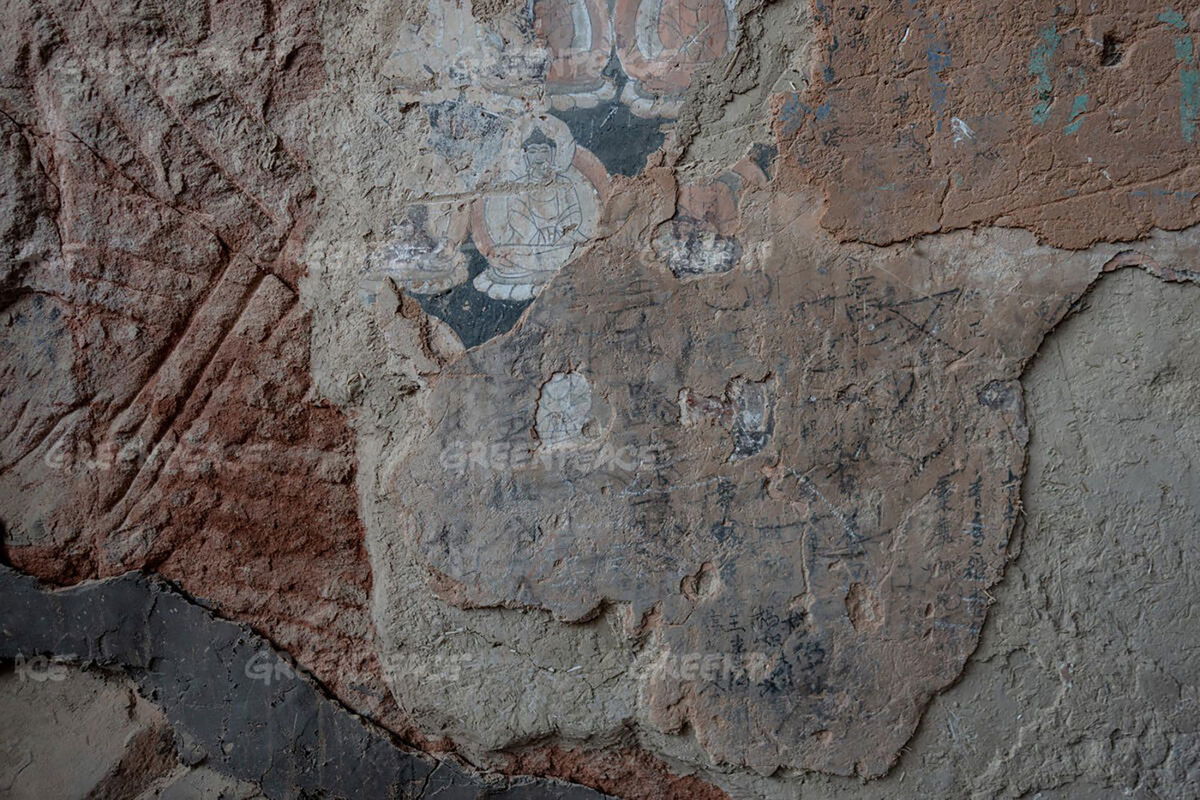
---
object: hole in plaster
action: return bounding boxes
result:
[845,582,883,633]
[1101,33,1123,66]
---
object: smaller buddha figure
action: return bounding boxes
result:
[534,371,593,450]
[364,204,468,297]
[474,129,593,301]
[536,0,617,110]
[615,0,738,118]
[382,0,547,103]
[653,178,743,279]
[652,152,768,279]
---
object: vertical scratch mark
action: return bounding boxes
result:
[1160,11,1199,142]
[1029,24,1061,125]
[1182,66,1200,142]
[1176,36,1200,142]
[905,1,951,128]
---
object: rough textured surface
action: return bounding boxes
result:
[7,265,1198,800]
[1,667,182,799]
[0,0,395,744]
[0,565,608,799]
[712,265,1200,799]
[382,209,1198,778]
[2,0,1200,796]
[0,666,268,799]
[778,2,1200,247]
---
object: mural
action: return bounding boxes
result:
[473,117,608,300]
[535,371,594,449]
[364,203,469,295]
[653,150,769,279]
[539,0,617,109]
[361,110,608,343]
[373,0,744,348]
[382,0,546,100]
[615,0,739,117]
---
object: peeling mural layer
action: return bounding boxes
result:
[2,0,1199,797]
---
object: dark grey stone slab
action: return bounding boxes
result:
[0,565,609,800]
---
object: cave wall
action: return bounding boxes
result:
[2,1,1198,797]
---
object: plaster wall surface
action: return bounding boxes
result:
[1,0,1198,796]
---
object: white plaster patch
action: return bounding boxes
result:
[535,371,593,449]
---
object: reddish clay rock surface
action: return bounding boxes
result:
[506,745,730,800]
[776,1,1200,247]
[0,0,394,737]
